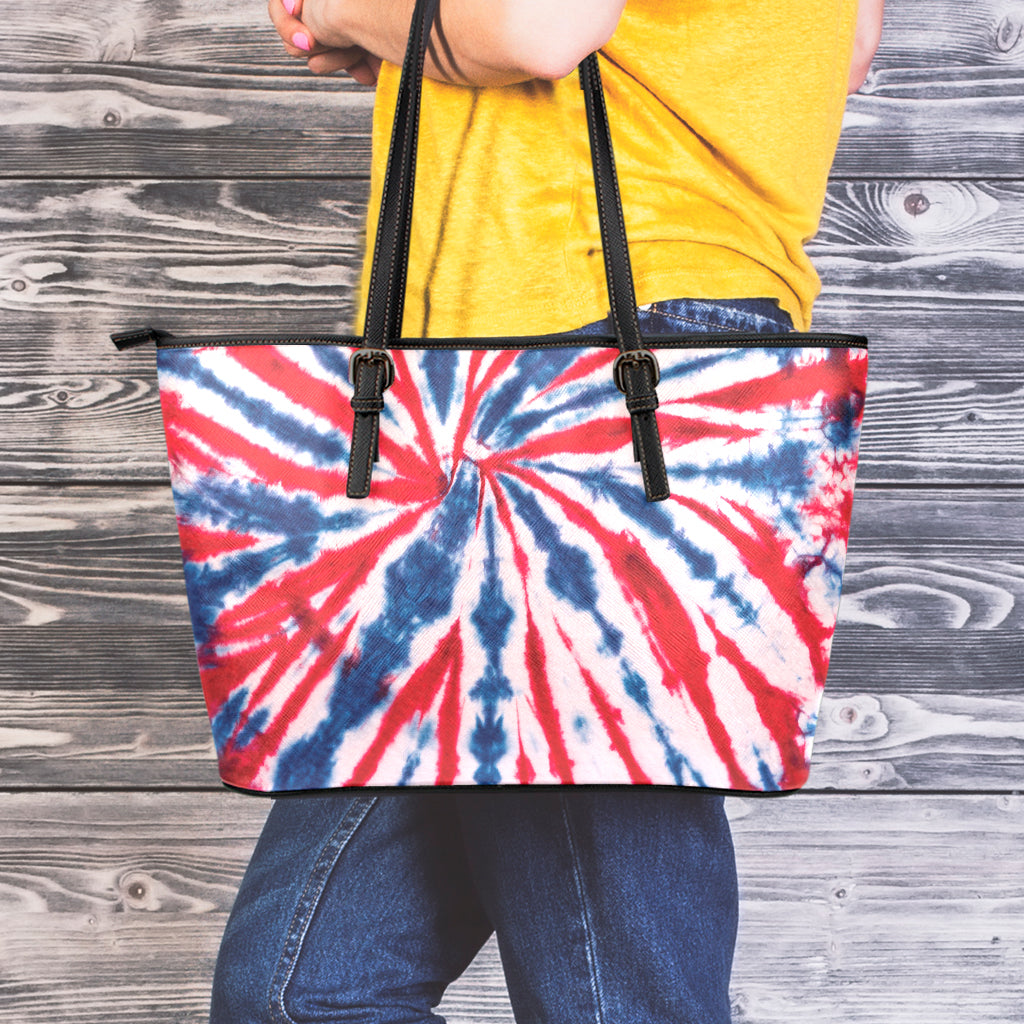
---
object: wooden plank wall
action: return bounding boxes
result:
[1,1,1022,1021]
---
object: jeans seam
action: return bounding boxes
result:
[646,304,785,334]
[559,795,607,1024]
[267,796,379,1024]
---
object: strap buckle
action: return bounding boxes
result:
[612,349,660,394]
[349,348,396,391]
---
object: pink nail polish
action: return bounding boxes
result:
[282,0,296,14]
[292,31,312,51]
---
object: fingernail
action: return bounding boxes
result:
[282,0,296,14]
[292,31,312,51]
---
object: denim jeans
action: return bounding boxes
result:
[210,297,793,1024]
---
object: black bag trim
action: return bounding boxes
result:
[118,329,868,352]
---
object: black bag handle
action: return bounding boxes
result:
[347,0,668,501]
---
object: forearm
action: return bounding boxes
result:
[300,0,626,85]
[848,0,884,92]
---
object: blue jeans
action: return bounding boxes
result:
[210,297,793,1024]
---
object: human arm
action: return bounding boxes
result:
[268,0,627,86]
[848,0,884,93]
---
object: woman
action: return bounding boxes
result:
[210,2,883,1021]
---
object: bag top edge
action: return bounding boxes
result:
[134,331,868,352]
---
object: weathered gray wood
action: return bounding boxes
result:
[1,62,1022,177]
[0,178,368,364]
[3,0,280,66]
[812,180,1024,299]
[0,625,217,789]
[2,625,1022,791]
[4,177,1022,324]
[0,791,260,1024]
[3,177,1022,483]
[2,487,1021,791]
[6,361,1018,484]
[723,792,1024,1024]
[0,67,376,178]
[1,792,1021,1024]
[3,362,1022,484]
[0,488,187,626]
[4,486,1019,624]
[874,0,1024,69]
[837,76,1024,178]
[5,0,1021,70]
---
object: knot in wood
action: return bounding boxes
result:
[839,705,858,724]
[103,110,122,128]
[903,193,930,217]
[11,279,26,292]
[120,870,155,908]
[729,993,750,1020]
[996,14,1022,53]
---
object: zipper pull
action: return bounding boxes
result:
[110,327,175,351]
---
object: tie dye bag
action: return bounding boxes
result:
[113,0,867,793]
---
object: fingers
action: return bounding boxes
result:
[268,0,314,55]
[307,51,379,85]
[268,0,377,82]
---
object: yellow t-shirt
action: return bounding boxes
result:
[358,0,857,335]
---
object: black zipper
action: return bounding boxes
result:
[112,327,868,353]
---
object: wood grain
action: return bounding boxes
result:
[4,486,1018,625]
[3,359,1022,483]
[874,0,1024,69]
[1,792,1021,1024]
[0,179,366,335]
[1,487,1021,791]
[2,625,1022,792]
[5,178,1023,325]
[723,793,1024,1024]
[1,66,371,179]
[1,177,1023,483]
[4,0,1022,70]
[0,0,274,66]
[0,791,259,1024]
[0,62,1020,177]
[0,66,376,178]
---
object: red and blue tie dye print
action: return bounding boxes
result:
[158,340,866,792]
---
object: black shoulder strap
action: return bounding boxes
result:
[348,0,668,501]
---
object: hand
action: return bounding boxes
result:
[268,0,382,85]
